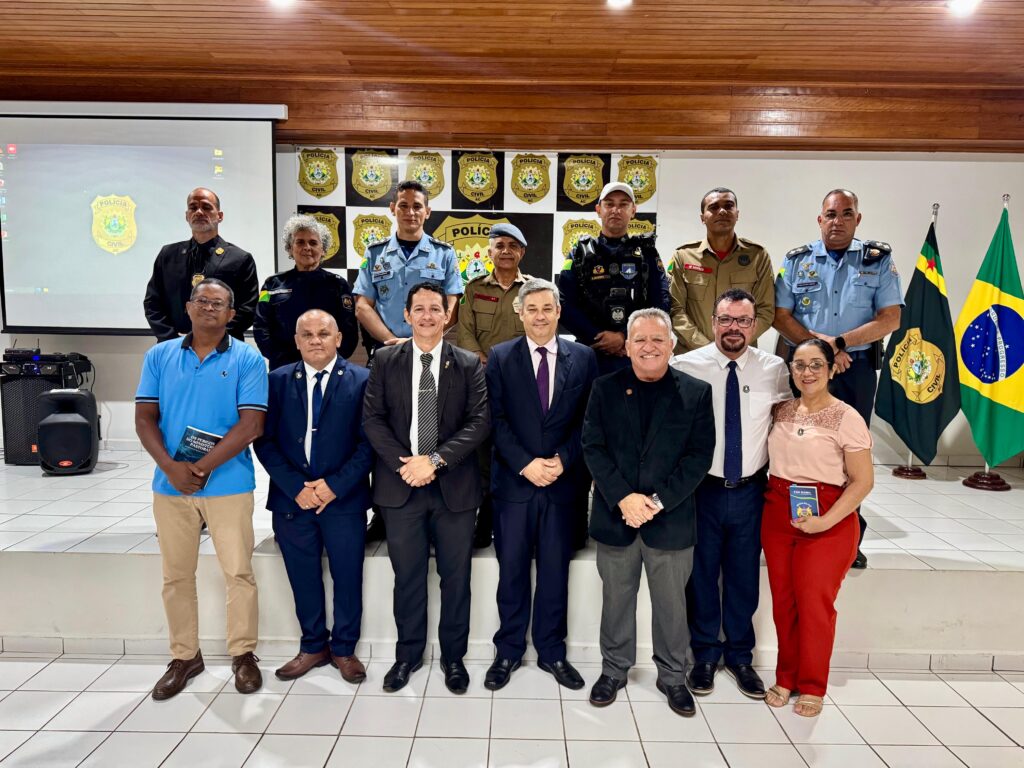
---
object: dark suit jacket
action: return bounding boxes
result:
[486,336,598,503]
[144,235,259,341]
[254,357,372,516]
[362,341,490,512]
[583,366,715,550]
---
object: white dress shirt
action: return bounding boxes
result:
[303,355,337,464]
[409,338,443,455]
[526,335,558,409]
[671,344,792,478]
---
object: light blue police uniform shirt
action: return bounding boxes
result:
[352,233,463,338]
[136,333,268,496]
[775,238,904,352]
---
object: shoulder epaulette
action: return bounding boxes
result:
[861,240,892,264]
[428,235,453,248]
[785,244,812,260]
[674,240,703,252]
[736,236,765,250]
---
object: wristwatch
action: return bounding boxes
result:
[428,452,446,470]
[834,335,847,351]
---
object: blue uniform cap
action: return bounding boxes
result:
[488,223,527,247]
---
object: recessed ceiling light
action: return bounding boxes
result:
[947,0,982,17]
[270,0,296,8]
[608,0,633,9]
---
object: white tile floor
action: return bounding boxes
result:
[0,653,1023,767]
[1,451,1024,570]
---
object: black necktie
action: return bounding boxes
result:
[418,353,438,454]
[725,360,742,484]
[309,370,326,467]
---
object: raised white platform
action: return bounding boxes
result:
[2,455,1024,669]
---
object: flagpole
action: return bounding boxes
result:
[893,204,942,481]
[962,194,1013,492]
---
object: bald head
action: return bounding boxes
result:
[295,310,342,370]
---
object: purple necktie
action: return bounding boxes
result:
[536,346,550,415]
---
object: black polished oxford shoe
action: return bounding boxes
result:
[725,664,766,699]
[484,657,520,691]
[441,658,470,694]
[538,659,585,690]
[382,659,422,693]
[657,679,697,717]
[588,674,626,707]
[686,661,717,695]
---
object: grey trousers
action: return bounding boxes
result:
[596,538,694,686]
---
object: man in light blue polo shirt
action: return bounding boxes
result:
[773,189,903,568]
[136,278,268,700]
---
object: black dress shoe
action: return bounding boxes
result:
[538,659,585,690]
[588,674,625,707]
[382,659,422,693]
[724,664,765,699]
[657,679,697,717]
[686,662,717,695]
[441,658,470,694]
[484,657,520,691]
[852,549,868,569]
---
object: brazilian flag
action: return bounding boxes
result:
[954,208,1024,468]
[875,223,960,465]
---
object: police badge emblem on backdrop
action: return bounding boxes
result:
[617,155,658,205]
[91,194,137,255]
[453,151,503,209]
[298,148,340,199]
[405,151,446,198]
[352,213,393,260]
[561,218,602,259]
[345,148,397,206]
[557,153,610,210]
[510,153,551,205]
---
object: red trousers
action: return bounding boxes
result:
[762,475,858,697]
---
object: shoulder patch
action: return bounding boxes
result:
[258,290,270,303]
[561,258,574,271]
[777,267,786,279]
[861,240,891,253]
[862,240,892,264]
[785,244,812,260]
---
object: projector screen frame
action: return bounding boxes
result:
[0,111,279,337]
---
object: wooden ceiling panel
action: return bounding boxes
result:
[2,1,1024,149]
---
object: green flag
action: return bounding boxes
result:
[875,222,960,465]
[954,208,1024,468]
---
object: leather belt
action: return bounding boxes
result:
[704,466,768,489]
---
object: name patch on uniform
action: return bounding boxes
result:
[796,281,821,289]
[474,294,500,303]
[683,263,713,273]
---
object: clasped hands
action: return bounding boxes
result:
[294,479,337,514]
[165,461,207,496]
[399,455,436,487]
[619,492,661,528]
[591,330,627,357]
[522,455,564,487]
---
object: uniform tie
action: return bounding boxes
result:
[418,353,438,454]
[310,370,327,468]
[536,347,550,415]
[725,360,743,484]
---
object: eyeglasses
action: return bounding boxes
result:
[789,360,828,374]
[191,297,230,311]
[714,315,754,329]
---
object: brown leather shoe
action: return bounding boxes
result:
[332,653,367,684]
[275,648,331,681]
[152,650,205,701]
[231,652,263,694]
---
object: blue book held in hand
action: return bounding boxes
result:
[173,426,223,463]
[789,485,820,520]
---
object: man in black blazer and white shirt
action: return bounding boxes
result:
[362,281,490,694]
[583,307,715,717]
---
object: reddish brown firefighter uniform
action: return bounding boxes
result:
[457,270,532,357]
[669,236,776,353]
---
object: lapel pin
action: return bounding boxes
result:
[626,388,633,395]
[445,360,451,369]
[295,371,303,379]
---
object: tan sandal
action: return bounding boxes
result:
[765,685,790,708]
[794,694,823,717]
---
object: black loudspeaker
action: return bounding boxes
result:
[1,373,67,464]
[36,389,99,475]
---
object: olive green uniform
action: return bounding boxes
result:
[457,270,532,356]
[669,236,776,353]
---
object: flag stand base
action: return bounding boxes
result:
[962,471,1011,491]
[892,466,926,479]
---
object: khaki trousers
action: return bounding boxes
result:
[153,492,258,659]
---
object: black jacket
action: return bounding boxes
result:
[144,235,259,341]
[583,366,715,549]
[362,341,490,512]
[253,267,358,370]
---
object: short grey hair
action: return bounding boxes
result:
[517,278,560,306]
[189,277,235,308]
[295,308,338,334]
[282,214,333,258]
[626,307,676,344]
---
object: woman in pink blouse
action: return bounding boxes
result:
[762,338,874,717]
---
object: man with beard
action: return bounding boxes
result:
[672,289,791,700]
[145,188,259,341]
